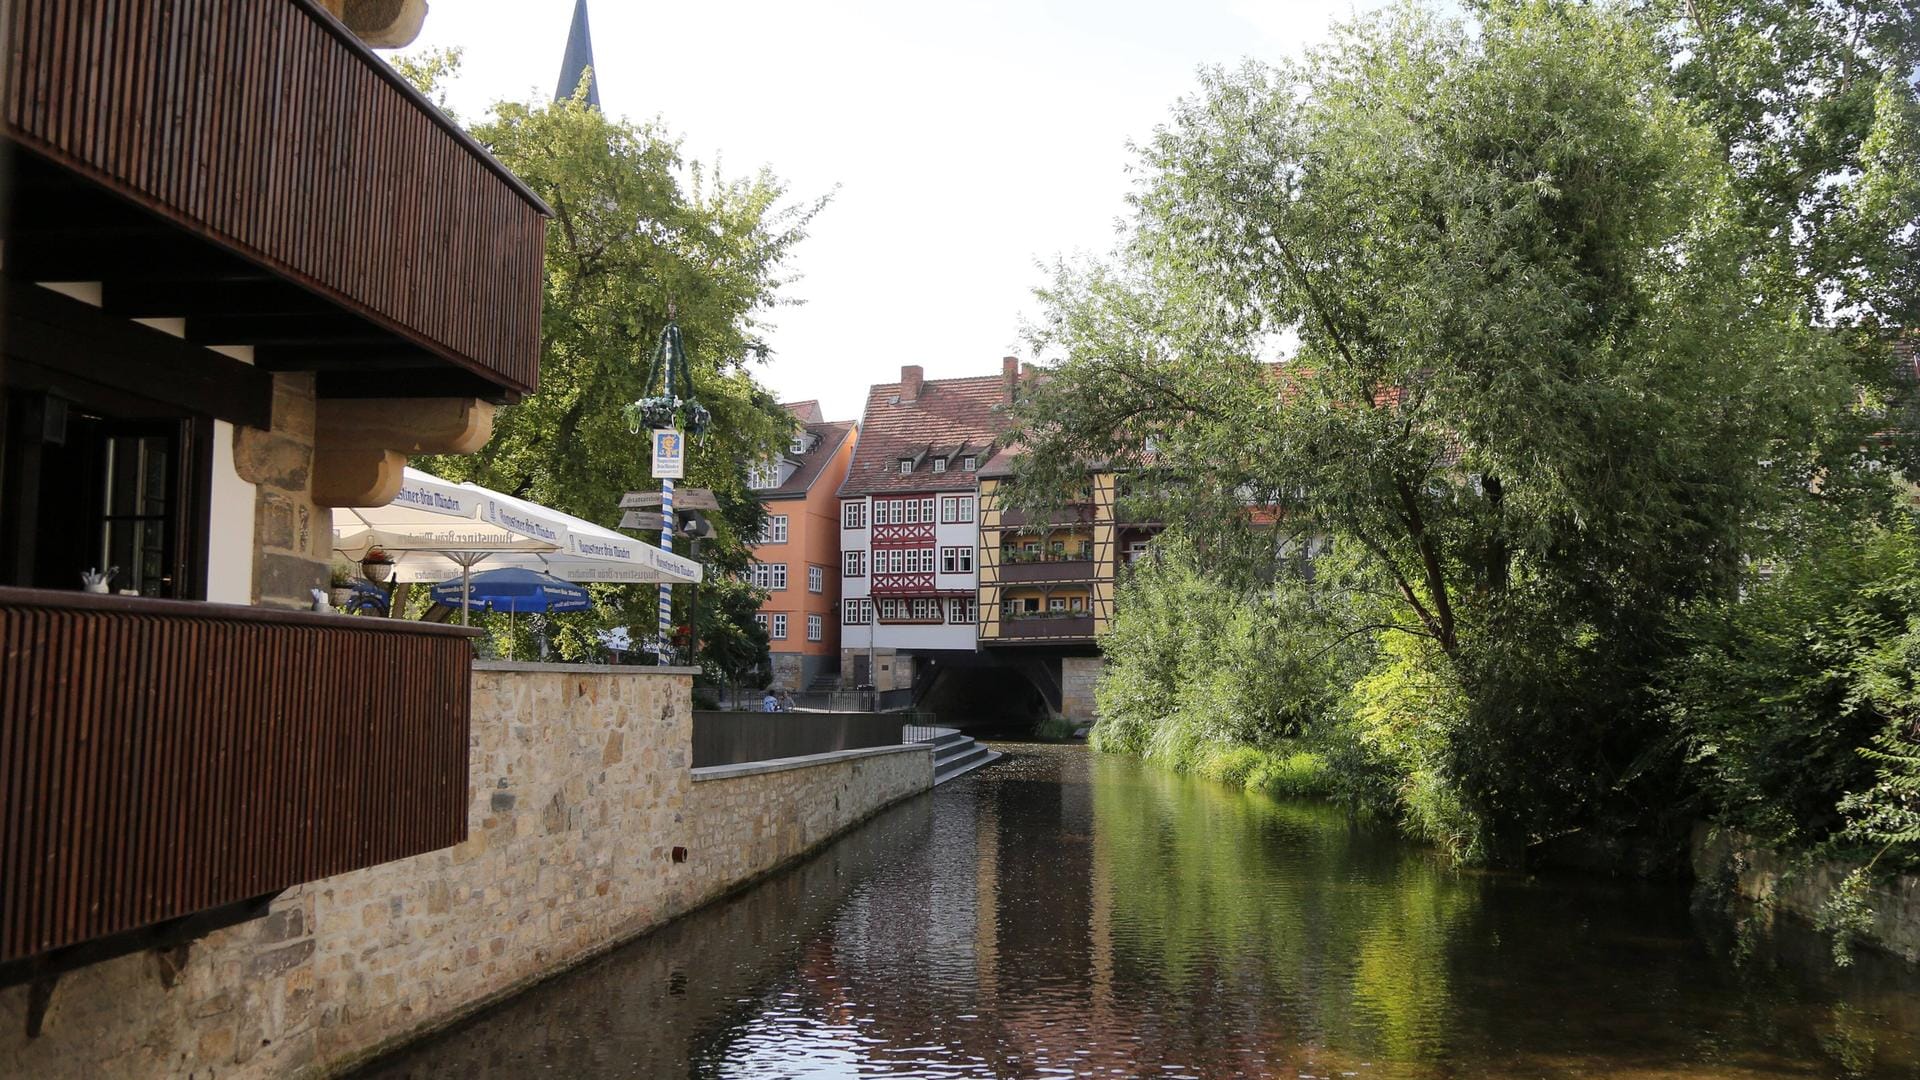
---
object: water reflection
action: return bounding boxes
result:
[361,745,1920,1079]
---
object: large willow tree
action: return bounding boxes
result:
[1009,4,1891,861]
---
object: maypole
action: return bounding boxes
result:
[625,314,710,660]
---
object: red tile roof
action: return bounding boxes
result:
[760,420,855,500]
[839,370,1013,496]
[782,400,824,423]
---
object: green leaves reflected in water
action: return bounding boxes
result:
[1091,754,1474,1069]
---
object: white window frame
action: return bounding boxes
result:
[754,613,769,631]
[749,462,780,489]
[807,613,822,641]
[921,497,935,522]
[932,458,946,473]
[880,598,900,620]
[844,551,865,577]
[808,565,824,593]
[843,501,867,529]
[899,458,913,475]
[904,498,921,525]
[842,599,868,625]
[790,436,807,455]
[963,455,977,471]
[763,515,788,544]
[939,495,975,524]
[941,546,973,574]
[771,613,787,640]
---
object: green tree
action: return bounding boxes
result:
[395,52,824,667]
[1013,3,1861,861]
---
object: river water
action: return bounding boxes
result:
[363,743,1920,1079]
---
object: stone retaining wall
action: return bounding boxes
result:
[0,663,933,1078]
[1693,822,1920,964]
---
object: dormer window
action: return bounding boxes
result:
[932,458,947,474]
[899,459,913,475]
[790,436,807,455]
[963,455,977,471]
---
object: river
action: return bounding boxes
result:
[361,743,1920,1079]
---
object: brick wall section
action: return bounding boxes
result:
[234,373,329,608]
[0,665,932,1079]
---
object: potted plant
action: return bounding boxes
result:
[328,562,357,608]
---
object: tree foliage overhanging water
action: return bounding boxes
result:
[1004,1,1920,870]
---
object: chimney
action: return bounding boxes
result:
[1002,356,1018,404]
[900,365,924,404]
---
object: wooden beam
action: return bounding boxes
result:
[185,313,397,347]
[102,279,335,319]
[0,278,273,429]
[253,346,445,372]
[315,369,515,403]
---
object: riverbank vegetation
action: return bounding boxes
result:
[1008,1,1920,872]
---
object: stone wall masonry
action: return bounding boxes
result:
[1060,656,1102,723]
[234,372,329,609]
[1693,823,1920,964]
[0,663,934,1078]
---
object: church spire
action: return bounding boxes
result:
[555,0,600,108]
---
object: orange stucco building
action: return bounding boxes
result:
[749,402,858,690]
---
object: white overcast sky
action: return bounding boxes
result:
[400,0,1376,420]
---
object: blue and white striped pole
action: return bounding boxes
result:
[659,476,674,656]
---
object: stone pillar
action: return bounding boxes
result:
[1060,656,1102,723]
[234,374,329,609]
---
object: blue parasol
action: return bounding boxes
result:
[429,568,592,613]
[430,569,591,659]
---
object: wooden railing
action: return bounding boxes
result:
[1,0,548,395]
[0,588,478,967]
[990,612,1097,641]
[995,558,1097,584]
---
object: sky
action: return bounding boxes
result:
[400,0,1376,420]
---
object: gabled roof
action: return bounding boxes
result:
[782,400,824,423]
[758,420,855,501]
[839,371,1013,496]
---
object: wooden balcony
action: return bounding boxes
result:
[1,0,548,401]
[989,612,1096,642]
[995,558,1097,584]
[0,588,478,971]
[997,506,1093,529]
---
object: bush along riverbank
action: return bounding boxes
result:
[994,0,1920,962]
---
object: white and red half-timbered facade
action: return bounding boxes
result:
[837,361,1015,690]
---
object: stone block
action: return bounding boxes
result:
[256,491,298,550]
[254,551,327,608]
[233,428,312,490]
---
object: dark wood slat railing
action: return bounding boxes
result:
[1,0,547,396]
[990,613,1097,641]
[0,588,479,965]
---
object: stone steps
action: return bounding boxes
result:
[929,730,1001,786]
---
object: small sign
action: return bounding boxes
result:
[651,428,685,479]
